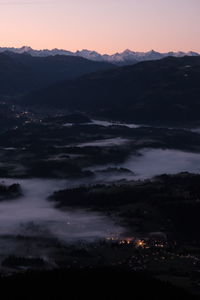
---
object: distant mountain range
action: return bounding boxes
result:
[0,46,199,66]
[0,51,114,98]
[1,47,200,124]
[20,56,200,124]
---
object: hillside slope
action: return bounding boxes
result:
[21,56,200,124]
[0,52,114,98]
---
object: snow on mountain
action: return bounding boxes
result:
[0,46,199,65]
[75,49,103,61]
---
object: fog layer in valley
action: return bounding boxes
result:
[0,179,123,244]
[89,148,200,180]
[122,148,200,178]
[78,137,129,148]
[2,118,200,269]
[63,119,142,128]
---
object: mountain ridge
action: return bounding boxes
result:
[0,46,199,66]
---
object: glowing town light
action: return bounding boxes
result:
[135,240,146,248]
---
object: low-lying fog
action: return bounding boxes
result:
[123,148,200,179]
[78,137,129,147]
[2,146,200,264]
[0,179,123,245]
[63,119,142,128]
[89,148,200,180]
[63,118,200,133]
[91,120,141,128]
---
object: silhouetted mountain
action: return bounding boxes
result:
[0,46,199,65]
[21,56,200,124]
[0,52,114,98]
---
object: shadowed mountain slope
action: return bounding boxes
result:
[0,52,114,98]
[20,56,200,124]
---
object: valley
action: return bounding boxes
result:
[0,106,200,294]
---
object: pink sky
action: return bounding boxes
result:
[0,0,200,54]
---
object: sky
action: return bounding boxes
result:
[0,0,200,54]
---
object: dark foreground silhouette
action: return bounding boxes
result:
[0,268,199,300]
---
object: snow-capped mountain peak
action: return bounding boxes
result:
[0,46,199,65]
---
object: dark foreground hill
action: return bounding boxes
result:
[0,269,198,300]
[0,52,114,98]
[21,56,200,124]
